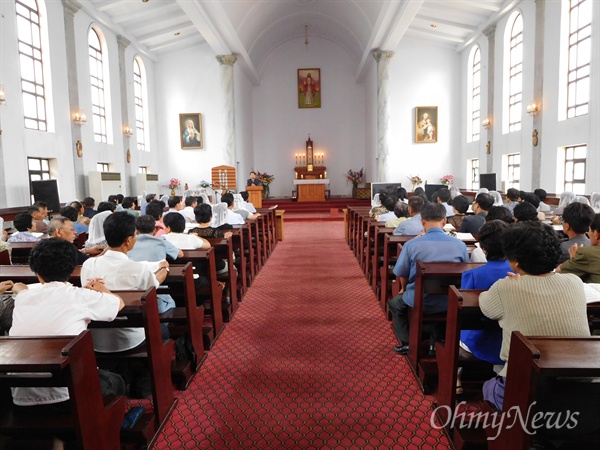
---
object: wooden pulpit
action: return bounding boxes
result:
[247,186,263,208]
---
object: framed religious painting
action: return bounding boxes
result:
[298,68,321,108]
[415,106,438,143]
[179,113,203,149]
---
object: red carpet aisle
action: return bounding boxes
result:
[154,222,450,449]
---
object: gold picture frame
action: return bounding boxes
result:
[179,113,203,149]
[298,68,321,108]
[415,106,438,143]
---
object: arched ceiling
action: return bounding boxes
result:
[83,0,518,83]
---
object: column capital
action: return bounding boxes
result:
[117,35,131,51]
[216,55,238,66]
[483,25,496,39]
[373,50,395,63]
[62,0,82,17]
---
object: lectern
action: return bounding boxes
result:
[247,186,263,208]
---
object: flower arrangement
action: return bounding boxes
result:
[347,168,364,186]
[408,175,423,189]
[167,178,181,190]
[256,172,275,185]
[440,174,454,186]
[198,180,212,188]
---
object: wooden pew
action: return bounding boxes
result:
[406,261,484,394]
[230,228,247,300]
[206,237,239,321]
[177,248,224,349]
[363,219,386,282]
[371,226,395,295]
[484,332,600,450]
[234,224,256,286]
[246,218,263,273]
[7,242,37,265]
[0,250,9,265]
[89,288,176,449]
[0,331,126,450]
[159,263,206,388]
[380,235,416,314]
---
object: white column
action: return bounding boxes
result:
[531,0,546,188]
[216,55,238,166]
[117,35,132,194]
[483,25,496,173]
[373,50,394,182]
[62,0,85,197]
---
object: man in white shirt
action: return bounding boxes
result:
[163,212,210,250]
[240,191,257,213]
[81,212,170,353]
[181,196,198,223]
[162,196,187,221]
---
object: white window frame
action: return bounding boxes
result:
[27,157,51,203]
[563,144,587,194]
[468,159,480,191]
[88,27,108,143]
[468,46,481,142]
[565,0,592,119]
[506,12,523,133]
[134,56,150,152]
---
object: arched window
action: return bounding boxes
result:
[133,56,149,152]
[468,46,481,142]
[16,0,48,131]
[507,12,523,133]
[88,27,108,143]
[565,0,592,118]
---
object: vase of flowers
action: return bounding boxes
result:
[347,168,364,198]
[407,175,423,192]
[256,171,275,199]
[167,178,181,196]
[440,174,454,186]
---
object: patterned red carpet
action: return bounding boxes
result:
[155,221,450,449]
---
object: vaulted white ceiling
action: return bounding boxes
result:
[81,0,519,82]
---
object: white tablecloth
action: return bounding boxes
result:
[293,179,330,185]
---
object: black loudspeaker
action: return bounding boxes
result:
[424,184,445,201]
[479,173,497,191]
[32,180,60,213]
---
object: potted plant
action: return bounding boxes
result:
[407,175,423,192]
[256,172,275,199]
[167,178,181,196]
[440,174,454,186]
[347,168,364,198]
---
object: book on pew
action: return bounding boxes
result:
[584,283,600,304]
[455,232,475,241]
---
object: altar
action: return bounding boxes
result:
[293,179,329,202]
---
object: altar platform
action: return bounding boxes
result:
[262,197,370,222]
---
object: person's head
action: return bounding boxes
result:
[14,213,35,232]
[82,197,95,209]
[573,195,590,206]
[590,193,600,211]
[135,215,156,235]
[194,203,213,224]
[558,191,575,208]
[249,171,256,180]
[240,191,249,202]
[393,201,409,219]
[163,211,186,233]
[168,196,183,210]
[29,238,77,283]
[488,191,503,206]
[513,202,539,222]
[451,195,470,214]
[115,194,124,205]
[449,186,461,199]
[48,217,76,243]
[521,193,540,209]
[122,196,136,210]
[431,191,440,204]
[407,196,425,216]
[59,206,79,223]
[486,206,514,224]
[562,202,595,234]
[145,193,156,204]
[437,188,451,203]
[70,201,83,215]
[421,112,429,121]
[413,187,425,197]
[589,214,600,246]
[104,211,136,249]
[108,194,116,205]
[184,196,197,208]
[222,193,235,208]
[186,120,194,129]
[32,201,48,217]
[534,188,547,202]
[379,191,389,206]
[397,187,408,201]
[477,220,509,261]
[145,202,164,221]
[474,193,494,213]
[420,203,447,230]
[502,221,561,275]
[97,201,117,213]
[506,188,520,202]
[28,205,44,221]
[518,190,527,202]
[382,195,398,213]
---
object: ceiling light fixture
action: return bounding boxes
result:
[304,25,309,47]
[431,24,437,28]
[175,32,181,36]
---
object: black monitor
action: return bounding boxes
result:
[424,184,445,201]
[371,182,402,199]
[32,180,61,213]
[479,173,497,191]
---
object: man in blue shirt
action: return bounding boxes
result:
[389,203,469,355]
[393,196,425,236]
[459,192,493,235]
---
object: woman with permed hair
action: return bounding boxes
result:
[479,221,590,411]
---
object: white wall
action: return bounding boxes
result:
[252,37,366,198]
[385,38,462,189]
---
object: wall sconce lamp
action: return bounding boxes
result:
[482,118,492,129]
[526,103,539,116]
[123,125,134,137]
[73,112,87,126]
[0,85,6,105]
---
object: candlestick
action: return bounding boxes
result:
[324,171,327,178]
